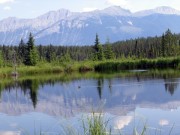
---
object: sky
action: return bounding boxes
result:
[0,0,180,20]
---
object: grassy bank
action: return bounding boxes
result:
[94,57,180,72]
[0,60,97,77]
[1,57,180,77]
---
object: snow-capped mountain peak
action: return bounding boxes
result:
[100,6,131,16]
[134,6,180,17]
[154,6,180,15]
[0,6,180,45]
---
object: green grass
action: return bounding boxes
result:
[1,57,180,77]
[82,112,109,135]
[0,60,96,77]
[94,57,180,72]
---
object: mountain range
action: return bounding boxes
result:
[0,6,180,45]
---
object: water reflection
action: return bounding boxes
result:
[0,71,180,113]
[164,78,178,95]
[97,78,104,99]
[0,70,180,134]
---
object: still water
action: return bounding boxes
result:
[0,71,180,135]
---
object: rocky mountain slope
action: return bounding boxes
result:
[0,6,180,45]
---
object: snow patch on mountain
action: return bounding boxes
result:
[134,6,180,17]
[127,21,133,25]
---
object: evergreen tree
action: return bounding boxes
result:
[0,51,3,67]
[27,33,35,50]
[30,46,38,66]
[104,39,115,59]
[94,33,100,52]
[164,29,176,56]
[97,44,105,61]
[93,34,105,61]
[38,44,43,61]
[24,33,38,66]
[161,33,165,57]
[134,40,138,57]
[18,39,26,62]
[165,29,173,46]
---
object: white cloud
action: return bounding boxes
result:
[0,0,14,4]
[159,119,169,126]
[107,0,128,7]
[3,6,11,10]
[83,7,97,12]
[114,116,133,129]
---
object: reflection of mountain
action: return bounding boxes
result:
[0,76,180,117]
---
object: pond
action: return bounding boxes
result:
[0,70,180,135]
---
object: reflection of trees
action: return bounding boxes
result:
[164,78,178,95]
[20,79,39,108]
[0,79,39,108]
[136,74,140,82]
[108,79,112,94]
[0,84,3,98]
[0,78,65,108]
[0,78,62,108]
[0,81,17,99]
[97,78,104,99]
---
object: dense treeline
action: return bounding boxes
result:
[0,29,180,67]
[113,29,180,59]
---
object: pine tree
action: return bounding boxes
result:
[30,46,38,66]
[161,33,166,57]
[38,44,43,61]
[24,33,38,66]
[164,29,176,56]
[94,33,100,52]
[93,33,105,61]
[18,39,26,62]
[27,33,35,51]
[0,51,3,67]
[97,44,105,61]
[104,39,115,60]
[135,40,138,57]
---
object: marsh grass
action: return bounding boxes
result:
[82,112,110,135]
[94,57,180,72]
[1,57,180,77]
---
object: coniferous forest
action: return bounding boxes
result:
[0,29,180,73]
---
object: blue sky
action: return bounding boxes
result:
[0,0,180,20]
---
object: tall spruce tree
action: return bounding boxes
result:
[164,29,176,56]
[18,39,26,62]
[93,33,105,61]
[97,44,105,61]
[24,33,38,66]
[94,33,100,52]
[161,33,166,57]
[104,39,115,59]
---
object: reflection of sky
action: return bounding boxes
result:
[131,107,180,135]
[0,108,180,134]
[0,76,180,133]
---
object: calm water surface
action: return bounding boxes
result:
[0,71,180,134]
